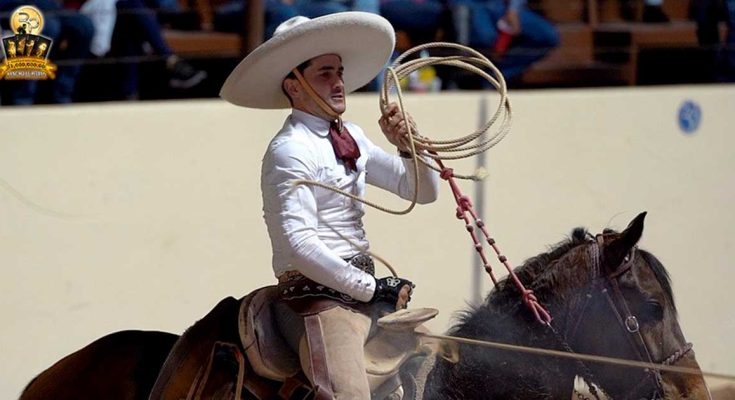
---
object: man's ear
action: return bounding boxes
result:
[283,78,300,100]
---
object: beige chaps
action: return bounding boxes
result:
[297,306,372,400]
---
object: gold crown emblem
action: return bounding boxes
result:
[1,5,57,80]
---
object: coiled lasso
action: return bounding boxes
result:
[291,42,513,274]
[294,41,512,216]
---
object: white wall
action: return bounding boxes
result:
[1,85,733,397]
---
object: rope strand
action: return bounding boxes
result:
[419,331,735,382]
[380,42,512,178]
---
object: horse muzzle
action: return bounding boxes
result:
[660,353,712,400]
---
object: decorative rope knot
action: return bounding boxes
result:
[521,289,553,324]
[440,167,454,180]
[458,195,473,211]
[521,289,537,305]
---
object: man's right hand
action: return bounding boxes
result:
[371,276,415,309]
[379,102,420,153]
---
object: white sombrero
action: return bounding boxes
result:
[220,12,395,109]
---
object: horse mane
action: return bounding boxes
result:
[494,227,592,298]
[490,227,593,312]
[450,226,677,333]
[449,227,592,336]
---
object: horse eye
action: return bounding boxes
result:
[645,300,664,321]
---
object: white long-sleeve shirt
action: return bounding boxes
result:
[261,109,440,302]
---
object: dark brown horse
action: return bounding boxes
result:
[20,331,177,399]
[422,212,710,399]
[20,213,710,399]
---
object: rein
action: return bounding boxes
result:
[435,158,552,324]
[383,42,551,324]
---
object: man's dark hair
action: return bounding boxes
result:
[281,59,312,106]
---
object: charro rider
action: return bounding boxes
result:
[219,12,440,400]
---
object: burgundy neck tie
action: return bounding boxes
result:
[328,120,361,172]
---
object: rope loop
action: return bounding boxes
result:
[290,42,513,280]
[379,41,512,181]
[294,41,512,215]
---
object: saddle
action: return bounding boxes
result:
[149,286,438,400]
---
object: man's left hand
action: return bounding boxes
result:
[395,284,412,310]
[379,102,420,153]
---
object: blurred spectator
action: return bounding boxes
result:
[214,0,297,38]
[0,0,94,104]
[642,0,669,22]
[620,0,670,23]
[214,0,378,39]
[106,0,207,99]
[380,0,447,46]
[451,0,559,81]
[79,0,115,56]
[693,0,735,81]
[298,0,379,17]
[213,0,381,90]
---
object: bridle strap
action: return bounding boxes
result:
[550,236,695,400]
[602,284,665,399]
[592,236,666,398]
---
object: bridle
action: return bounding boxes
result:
[561,234,693,400]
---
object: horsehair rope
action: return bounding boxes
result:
[418,331,735,383]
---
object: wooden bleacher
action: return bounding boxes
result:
[163,30,242,58]
[160,0,723,88]
[163,0,264,58]
[593,20,703,84]
[521,0,719,86]
[521,22,628,87]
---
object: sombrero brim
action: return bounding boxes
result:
[220,12,395,109]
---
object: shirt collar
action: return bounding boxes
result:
[291,109,334,137]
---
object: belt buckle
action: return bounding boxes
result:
[278,270,304,283]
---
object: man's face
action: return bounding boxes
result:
[291,54,346,117]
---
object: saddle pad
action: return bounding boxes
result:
[238,286,300,381]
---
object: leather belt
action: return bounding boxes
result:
[277,253,375,284]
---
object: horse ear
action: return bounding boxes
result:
[603,212,647,272]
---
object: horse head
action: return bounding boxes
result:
[423,212,711,400]
[562,212,710,399]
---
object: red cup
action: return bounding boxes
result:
[493,30,512,54]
